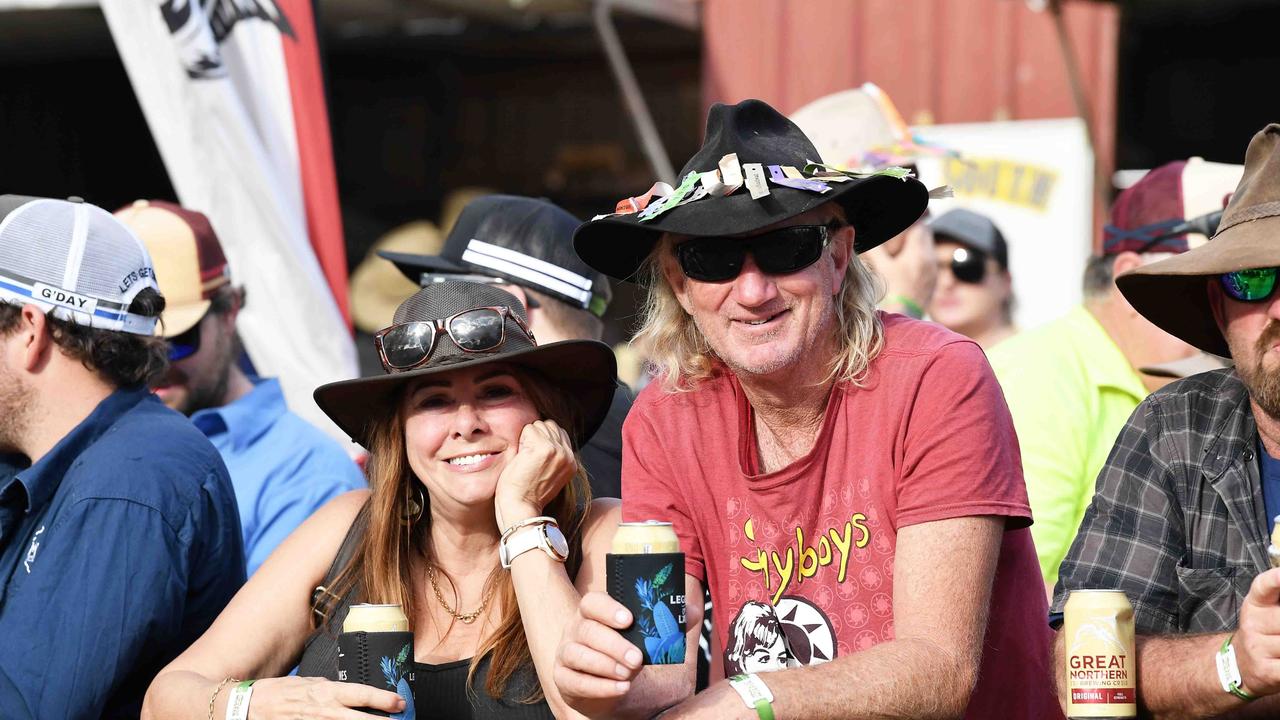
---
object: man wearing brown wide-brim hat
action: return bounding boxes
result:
[1052,124,1280,715]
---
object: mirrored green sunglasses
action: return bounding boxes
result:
[1221,268,1279,303]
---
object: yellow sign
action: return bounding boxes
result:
[943,157,1058,212]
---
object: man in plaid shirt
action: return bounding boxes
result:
[1053,124,1280,717]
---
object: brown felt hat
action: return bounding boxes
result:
[1117,124,1280,357]
[315,281,617,450]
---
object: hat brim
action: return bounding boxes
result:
[313,338,618,451]
[379,250,469,284]
[159,299,211,338]
[1116,215,1280,358]
[574,174,928,281]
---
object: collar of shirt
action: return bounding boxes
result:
[190,378,288,452]
[0,387,151,515]
[1066,304,1148,401]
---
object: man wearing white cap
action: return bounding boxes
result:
[116,199,366,576]
[0,195,244,718]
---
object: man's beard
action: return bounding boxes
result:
[1230,321,1280,419]
[0,361,31,455]
[176,335,237,416]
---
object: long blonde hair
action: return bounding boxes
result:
[316,366,590,703]
[631,208,886,391]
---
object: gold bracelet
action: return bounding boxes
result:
[207,677,240,720]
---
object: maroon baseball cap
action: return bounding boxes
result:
[115,199,231,337]
[1103,158,1241,256]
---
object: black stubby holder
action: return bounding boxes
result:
[337,630,417,718]
[606,552,687,665]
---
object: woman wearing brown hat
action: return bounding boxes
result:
[142,281,624,719]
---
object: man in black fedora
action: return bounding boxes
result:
[381,195,631,499]
[551,100,1057,718]
[1053,124,1280,716]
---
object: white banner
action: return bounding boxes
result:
[100,0,357,444]
[912,118,1094,331]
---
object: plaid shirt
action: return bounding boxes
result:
[1050,368,1267,634]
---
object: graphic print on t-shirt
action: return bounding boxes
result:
[722,474,898,672]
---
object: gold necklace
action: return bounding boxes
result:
[427,564,494,624]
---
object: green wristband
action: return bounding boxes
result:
[729,674,776,720]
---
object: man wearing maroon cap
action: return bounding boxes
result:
[987,158,1239,596]
[116,200,366,576]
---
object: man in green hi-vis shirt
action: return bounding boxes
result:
[989,158,1239,595]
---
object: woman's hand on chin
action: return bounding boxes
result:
[494,419,576,530]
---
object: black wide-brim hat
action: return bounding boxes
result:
[574,98,930,281]
[315,281,618,450]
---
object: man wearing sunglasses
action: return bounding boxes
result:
[987,159,1240,599]
[554,100,1057,720]
[116,200,366,577]
[1046,125,1280,716]
[927,208,1016,349]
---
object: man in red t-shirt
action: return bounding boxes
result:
[553,99,1060,720]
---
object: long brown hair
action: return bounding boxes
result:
[316,365,591,702]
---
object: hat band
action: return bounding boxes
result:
[0,272,157,335]
[462,239,594,308]
[1217,201,1280,235]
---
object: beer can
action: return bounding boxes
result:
[607,521,687,665]
[1064,590,1136,718]
[338,603,416,719]
[612,520,681,554]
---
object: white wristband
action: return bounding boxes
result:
[225,680,255,720]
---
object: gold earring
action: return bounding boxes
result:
[403,483,424,524]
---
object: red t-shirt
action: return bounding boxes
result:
[623,314,1059,719]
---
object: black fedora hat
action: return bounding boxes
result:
[315,280,618,449]
[574,98,930,281]
[380,195,613,317]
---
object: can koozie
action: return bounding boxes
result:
[606,552,687,664]
[337,630,417,719]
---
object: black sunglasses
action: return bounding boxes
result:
[675,224,838,282]
[374,306,534,372]
[946,247,989,285]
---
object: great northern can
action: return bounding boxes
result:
[1064,590,1136,718]
[608,521,686,665]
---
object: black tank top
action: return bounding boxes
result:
[296,506,554,720]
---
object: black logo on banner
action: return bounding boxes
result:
[160,0,295,80]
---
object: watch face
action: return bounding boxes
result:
[546,524,569,559]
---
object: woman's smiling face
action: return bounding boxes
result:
[402,364,539,510]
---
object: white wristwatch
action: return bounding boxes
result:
[499,517,569,569]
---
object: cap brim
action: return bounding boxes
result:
[158,299,211,338]
[378,250,468,284]
[574,174,928,282]
[1138,352,1231,379]
[314,339,618,451]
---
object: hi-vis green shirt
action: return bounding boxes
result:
[988,305,1148,587]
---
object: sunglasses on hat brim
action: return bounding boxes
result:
[675,224,840,283]
[1221,267,1280,303]
[374,306,535,372]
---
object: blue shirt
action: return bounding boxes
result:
[191,378,366,575]
[0,388,245,719]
